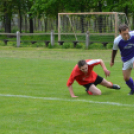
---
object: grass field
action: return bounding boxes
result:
[0,46,134,134]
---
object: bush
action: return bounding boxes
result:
[88,43,106,49]
[63,43,70,49]
[75,43,82,49]
[0,40,5,46]
[106,43,113,49]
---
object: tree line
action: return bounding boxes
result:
[0,0,134,33]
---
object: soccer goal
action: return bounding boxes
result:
[58,12,128,43]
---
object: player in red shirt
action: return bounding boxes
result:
[67,59,120,97]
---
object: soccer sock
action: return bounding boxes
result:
[126,77,134,91]
[87,90,93,95]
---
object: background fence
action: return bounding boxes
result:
[0,31,92,48]
[0,12,132,48]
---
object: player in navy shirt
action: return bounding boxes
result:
[110,24,134,95]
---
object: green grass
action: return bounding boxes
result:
[0,46,134,134]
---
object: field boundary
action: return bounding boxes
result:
[0,93,134,107]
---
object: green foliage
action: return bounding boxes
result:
[0,40,5,46]
[75,43,83,49]
[90,35,114,42]
[107,43,113,49]
[0,28,5,32]
[0,35,7,39]
[89,43,105,49]
[0,0,134,34]
[11,27,19,33]
[62,43,70,49]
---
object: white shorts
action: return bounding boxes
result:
[122,57,134,70]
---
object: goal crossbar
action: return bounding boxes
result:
[58,12,125,15]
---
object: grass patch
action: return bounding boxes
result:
[0,47,133,134]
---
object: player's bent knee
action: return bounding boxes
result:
[97,91,101,95]
[94,90,101,95]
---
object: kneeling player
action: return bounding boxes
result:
[67,59,120,97]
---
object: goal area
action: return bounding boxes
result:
[58,12,128,43]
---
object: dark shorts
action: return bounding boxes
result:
[83,75,103,90]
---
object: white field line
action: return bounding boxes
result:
[0,93,134,107]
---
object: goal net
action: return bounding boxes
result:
[58,12,128,43]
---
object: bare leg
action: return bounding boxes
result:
[88,84,101,95]
[100,79,113,88]
[122,69,132,81]
[99,78,120,90]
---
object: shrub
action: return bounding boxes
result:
[106,43,113,49]
[0,40,5,46]
[88,43,106,49]
[75,43,82,49]
[63,43,70,49]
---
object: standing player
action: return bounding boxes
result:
[110,24,134,95]
[67,59,120,97]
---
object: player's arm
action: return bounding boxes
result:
[110,50,117,66]
[67,70,78,98]
[99,59,110,77]
[87,59,110,77]
[68,85,78,98]
[110,38,119,67]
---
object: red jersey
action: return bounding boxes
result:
[67,59,101,87]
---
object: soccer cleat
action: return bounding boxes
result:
[128,90,134,95]
[112,84,120,90]
[85,89,93,95]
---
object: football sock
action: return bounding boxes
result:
[126,77,134,91]
[87,90,93,95]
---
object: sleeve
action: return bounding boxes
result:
[66,70,76,87]
[87,59,101,66]
[129,31,134,36]
[113,36,121,50]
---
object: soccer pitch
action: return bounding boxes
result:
[0,47,134,134]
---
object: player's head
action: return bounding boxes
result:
[119,24,129,40]
[78,60,88,73]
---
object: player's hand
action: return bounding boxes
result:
[104,69,110,77]
[110,62,114,67]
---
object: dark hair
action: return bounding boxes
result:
[77,60,87,68]
[119,24,128,33]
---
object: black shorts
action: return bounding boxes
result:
[83,75,103,90]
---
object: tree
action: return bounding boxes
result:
[0,0,13,33]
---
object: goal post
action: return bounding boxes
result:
[58,12,128,43]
